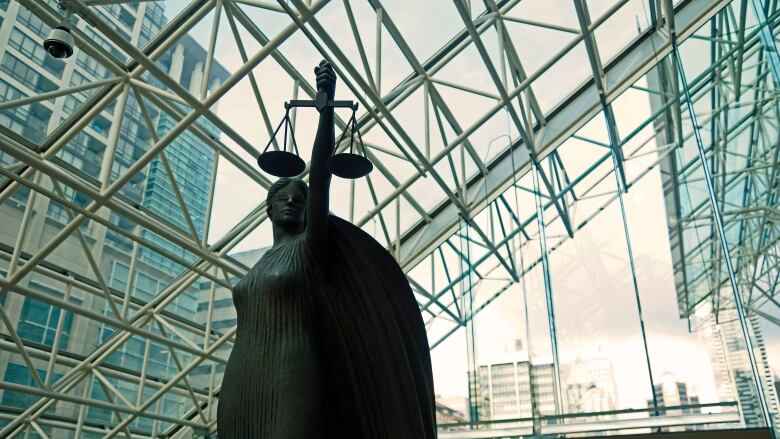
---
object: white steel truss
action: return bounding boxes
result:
[0,0,777,437]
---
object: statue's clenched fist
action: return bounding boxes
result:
[315,60,336,101]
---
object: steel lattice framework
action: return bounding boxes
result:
[0,0,777,437]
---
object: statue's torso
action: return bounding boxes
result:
[218,237,328,438]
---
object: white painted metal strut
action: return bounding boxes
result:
[0,0,763,436]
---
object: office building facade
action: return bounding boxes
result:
[648,373,701,413]
[646,372,701,432]
[0,2,227,436]
[474,355,559,421]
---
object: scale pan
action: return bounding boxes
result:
[326,153,373,179]
[257,151,306,177]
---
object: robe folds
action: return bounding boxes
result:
[217,216,436,438]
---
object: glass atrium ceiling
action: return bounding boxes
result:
[0,0,779,437]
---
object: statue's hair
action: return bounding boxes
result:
[266,177,308,212]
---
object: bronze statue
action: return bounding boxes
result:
[217,61,436,438]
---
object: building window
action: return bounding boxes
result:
[108,261,161,303]
[15,8,48,39]
[82,26,126,62]
[117,7,135,29]
[146,2,164,24]
[1,53,57,93]
[196,297,233,311]
[212,319,237,330]
[62,95,83,117]
[76,51,110,80]
[0,79,53,143]
[45,183,90,225]
[86,373,155,432]
[2,363,62,409]
[105,215,134,252]
[93,7,132,43]
[17,281,77,350]
[69,70,91,88]
[57,148,85,170]
[17,298,73,349]
[57,130,105,178]
[0,77,23,104]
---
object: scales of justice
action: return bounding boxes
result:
[256,72,373,179]
[217,60,436,438]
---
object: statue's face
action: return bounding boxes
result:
[269,183,306,229]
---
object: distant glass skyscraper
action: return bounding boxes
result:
[695,303,780,431]
[139,40,226,274]
[0,2,228,437]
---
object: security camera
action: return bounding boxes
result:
[44,25,74,59]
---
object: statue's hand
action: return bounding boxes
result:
[315,60,337,101]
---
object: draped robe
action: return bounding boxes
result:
[217,216,436,438]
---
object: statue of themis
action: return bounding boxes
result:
[217,60,437,438]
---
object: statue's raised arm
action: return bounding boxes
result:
[305,60,336,249]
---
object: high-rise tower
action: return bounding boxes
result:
[695,303,780,430]
[0,2,228,436]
